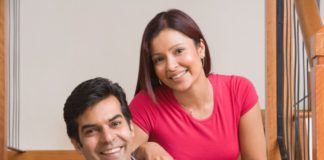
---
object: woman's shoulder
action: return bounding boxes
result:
[208,73,255,91]
[133,89,150,99]
[208,73,252,83]
[208,73,235,80]
[130,86,171,106]
[130,89,152,105]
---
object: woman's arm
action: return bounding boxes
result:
[131,123,173,160]
[239,102,267,160]
[131,123,149,151]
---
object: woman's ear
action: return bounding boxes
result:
[198,39,206,59]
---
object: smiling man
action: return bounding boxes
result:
[64,77,135,160]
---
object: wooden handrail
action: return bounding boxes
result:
[314,27,324,65]
[292,110,311,120]
[295,0,322,65]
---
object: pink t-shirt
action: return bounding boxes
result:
[129,74,258,160]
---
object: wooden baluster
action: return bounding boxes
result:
[310,27,324,160]
[265,0,281,159]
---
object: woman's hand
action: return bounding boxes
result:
[131,124,173,160]
[134,142,174,160]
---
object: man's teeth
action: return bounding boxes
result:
[102,147,121,154]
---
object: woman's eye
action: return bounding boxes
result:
[153,57,164,64]
[175,48,185,55]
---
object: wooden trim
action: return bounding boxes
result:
[265,0,281,159]
[8,150,84,160]
[0,0,7,159]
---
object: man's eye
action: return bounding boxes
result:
[84,128,98,136]
[110,121,122,128]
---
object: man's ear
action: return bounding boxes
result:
[130,121,135,137]
[70,138,82,153]
[198,39,206,59]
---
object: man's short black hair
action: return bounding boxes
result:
[63,77,131,144]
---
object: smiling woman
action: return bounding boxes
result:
[130,9,266,160]
[151,29,207,96]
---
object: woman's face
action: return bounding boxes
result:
[150,28,206,92]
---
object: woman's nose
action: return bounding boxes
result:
[166,56,178,71]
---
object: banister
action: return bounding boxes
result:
[295,0,322,65]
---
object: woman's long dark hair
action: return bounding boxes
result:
[135,9,211,101]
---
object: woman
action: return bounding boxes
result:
[130,9,266,160]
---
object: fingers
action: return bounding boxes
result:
[134,142,174,160]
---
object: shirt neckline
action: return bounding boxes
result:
[166,76,216,122]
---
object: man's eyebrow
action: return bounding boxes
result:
[108,114,123,122]
[80,114,123,131]
[80,124,97,132]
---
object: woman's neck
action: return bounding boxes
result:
[173,75,214,118]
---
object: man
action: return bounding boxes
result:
[63,77,135,160]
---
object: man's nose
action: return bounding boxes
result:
[100,126,115,143]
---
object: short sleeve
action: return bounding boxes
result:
[233,76,259,116]
[129,90,156,134]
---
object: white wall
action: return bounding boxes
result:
[13,0,265,150]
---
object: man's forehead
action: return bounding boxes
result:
[77,96,124,124]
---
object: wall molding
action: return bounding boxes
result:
[8,150,84,160]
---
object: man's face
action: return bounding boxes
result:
[71,96,134,160]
